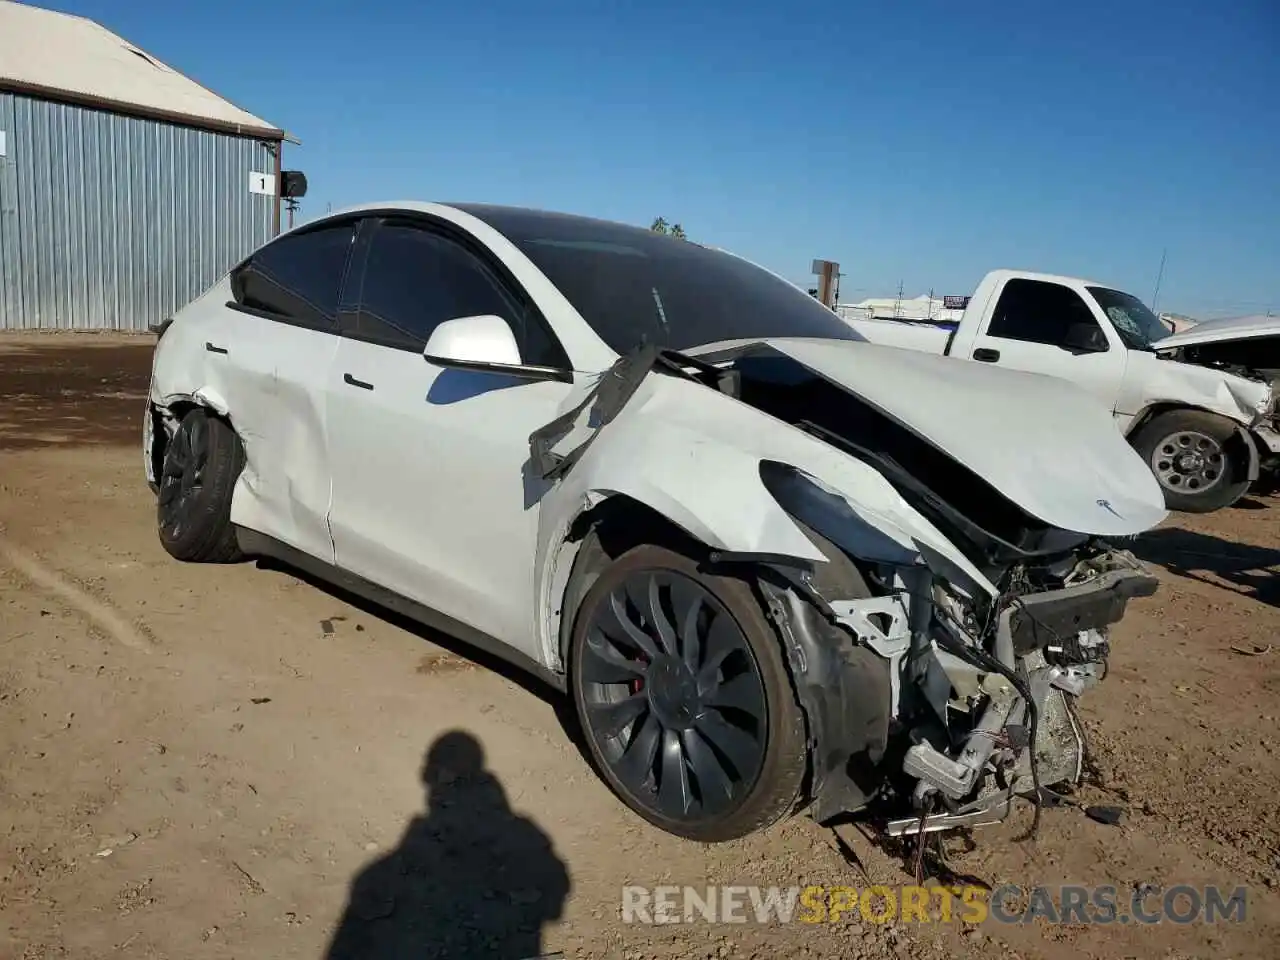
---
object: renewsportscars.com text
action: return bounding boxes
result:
[620,883,1248,926]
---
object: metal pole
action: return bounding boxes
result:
[1151,248,1167,312]
[272,141,283,236]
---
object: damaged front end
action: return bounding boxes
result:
[532,340,1163,837]
[760,542,1156,836]
[732,344,1163,834]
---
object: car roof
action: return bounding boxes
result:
[983,268,1108,288]
[312,200,655,236]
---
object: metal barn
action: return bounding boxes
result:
[0,1,291,331]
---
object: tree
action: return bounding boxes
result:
[650,217,687,240]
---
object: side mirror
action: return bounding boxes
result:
[423,314,522,369]
[1061,322,1108,354]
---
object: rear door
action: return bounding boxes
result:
[325,216,576,657]
[967,278,1127,413]
[214,221,356,562]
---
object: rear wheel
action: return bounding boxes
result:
[1130,409,1251,513]
[569,544,806,842]
[157,408,245,562]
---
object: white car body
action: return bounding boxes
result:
[145,203,1167,839]
[1157,313,1280,348]
[845,270,1275,510]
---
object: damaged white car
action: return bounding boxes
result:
[145,203,1166,842]
[1155,313,1280,494]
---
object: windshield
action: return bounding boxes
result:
[1087,286,1170,350]
[454,204,858,355]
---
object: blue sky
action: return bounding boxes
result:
[49,0,1280,317]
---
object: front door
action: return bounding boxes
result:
[325,217,575,658]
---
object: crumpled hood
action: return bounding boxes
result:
[761,338,1168,537]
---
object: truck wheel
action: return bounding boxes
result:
[157,408,245,562]
[1130,410,1251,513]
[569,543,807,842]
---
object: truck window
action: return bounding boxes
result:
[987,279,1104,347]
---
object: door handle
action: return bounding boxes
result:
[973,347,1000,363]
[205,342,228,355]
[343,373,375,391]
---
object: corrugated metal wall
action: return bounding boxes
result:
[0,92,277,330]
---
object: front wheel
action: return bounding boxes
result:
[1130,409,1251,513]
[569,544,807,842]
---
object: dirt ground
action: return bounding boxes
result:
[1,333,1278,960]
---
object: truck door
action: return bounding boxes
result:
[967,278,1127,414]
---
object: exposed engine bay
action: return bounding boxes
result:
[722,347,1161,833]
[768,542,1157,836]
[533,341,1162,835]
[1160,334,1280,393]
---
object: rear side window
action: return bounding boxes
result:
[355,221,565,366]
[987,279,1104,347]
[231,224,355,328]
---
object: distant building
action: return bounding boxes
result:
[1159,313,1199,334]
[0,0,293,330]
[836,293,965,327]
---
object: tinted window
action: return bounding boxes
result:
[357,221,563,366]
[452,204,858,355]
[987,279,1104,347]
[232,224,354,327]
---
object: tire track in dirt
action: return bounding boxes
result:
[0,532,154,651]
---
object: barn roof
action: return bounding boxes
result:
[0,1,288,140]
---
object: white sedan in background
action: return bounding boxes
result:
[145,202,1164,842]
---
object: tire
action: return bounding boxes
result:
[569,543,807,842]
[157,408,245,562]
[1130,409,1251,513]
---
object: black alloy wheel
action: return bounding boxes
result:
[570,544,807,841]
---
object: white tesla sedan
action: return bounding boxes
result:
[145,202,1166,842]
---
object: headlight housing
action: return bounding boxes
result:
[758,460,922,567]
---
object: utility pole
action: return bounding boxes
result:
[1151,248,1168,312]
[893,280,904,319]
[811,260,840,309]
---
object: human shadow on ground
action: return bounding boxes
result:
[1131,526,1280,608]
[325,730,571,960]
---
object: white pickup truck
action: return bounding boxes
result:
[845,270,1279,513]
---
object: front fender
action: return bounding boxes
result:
[1123,352,1269,427]
[531,370,993,667]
